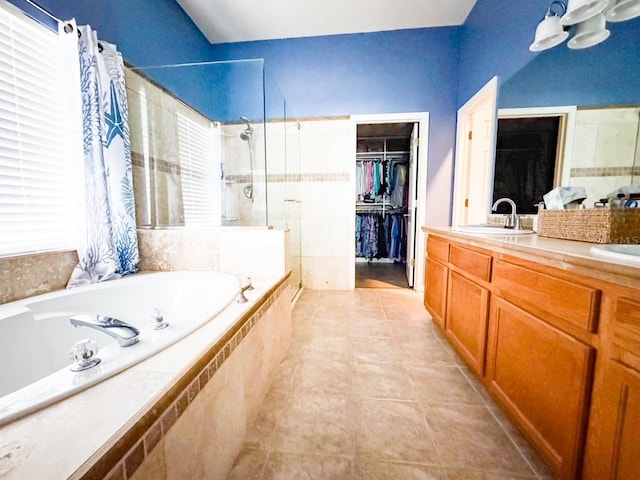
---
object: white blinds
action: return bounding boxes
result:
[177,110,221,227]
[0,3,81,256]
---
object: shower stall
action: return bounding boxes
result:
[125,59,302,296]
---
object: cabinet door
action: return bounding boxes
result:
[445,270,489,375]
[425,258,448,330]
[584,360,640,480]
[486,297,595,480]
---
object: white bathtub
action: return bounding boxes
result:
[0,271,240,426]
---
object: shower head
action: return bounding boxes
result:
[240,116,253,141]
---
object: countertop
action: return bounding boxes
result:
[423,226,640,290]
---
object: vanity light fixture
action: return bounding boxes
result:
[561,0,610,25]
[531,0,640,51]
[605,0,640,21]
[567,12,611,48]
[530,1,570,52]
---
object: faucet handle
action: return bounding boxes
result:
[151,308,169,330]
[69,339,101,372]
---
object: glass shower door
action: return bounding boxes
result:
[284,108,302,298]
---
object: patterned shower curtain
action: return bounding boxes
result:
[67,25,139,287]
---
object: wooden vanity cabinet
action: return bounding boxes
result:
[424,236,449,329]
[423,231,640,480]
[583,294,640,480]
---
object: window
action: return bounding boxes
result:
[177,108,221,227]
[0,2,82,256]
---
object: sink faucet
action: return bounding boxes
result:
[70,314,140,347]
[492,197,519,229]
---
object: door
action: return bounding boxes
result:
[405,123,418,286]
[487,296,595,479]
[446,271,490,375]
[452,77,498,226]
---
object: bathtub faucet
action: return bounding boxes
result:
[70,314,140,347]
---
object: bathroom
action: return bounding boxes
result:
[0,0,639,478]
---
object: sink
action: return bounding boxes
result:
[453,224,534,236]
[590,244,640,264]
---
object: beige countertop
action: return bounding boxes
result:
[423,226,640,290]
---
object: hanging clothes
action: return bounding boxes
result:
[356,212,406,261]
[390,163,407,207]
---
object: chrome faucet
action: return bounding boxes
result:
[492,197,519,229]
[70,314,140,347]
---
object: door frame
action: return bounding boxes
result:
[452,76,498,226]
[350,112,430,292]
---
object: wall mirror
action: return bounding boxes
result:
[493,18,640,213]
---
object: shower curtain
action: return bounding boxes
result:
[68,25,139,287]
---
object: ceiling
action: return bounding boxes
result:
[176,0,477,45]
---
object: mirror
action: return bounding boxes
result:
[495,18,640,211]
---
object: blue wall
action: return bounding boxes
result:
[499,18,640,108]
[459,0,640,108]
[24,0,213,66]
[457,0,551,106]
[211,28,461,119]
[210,28,462,208]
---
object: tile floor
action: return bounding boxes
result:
[228,288,557,479]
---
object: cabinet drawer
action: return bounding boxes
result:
[450,245,492,282]
[427,236,449,264]
[493,260,600,333]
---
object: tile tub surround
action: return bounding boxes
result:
[0,274,291,480]
[228,289,556,479]
[0,250,78,305]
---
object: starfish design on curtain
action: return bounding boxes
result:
[104,81,125,147]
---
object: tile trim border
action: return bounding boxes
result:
[570,166,640,178]
[225,172,350,183]
[73,273,291,480]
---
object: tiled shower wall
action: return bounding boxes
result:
[568,106,640,207]
[266,117,354,290]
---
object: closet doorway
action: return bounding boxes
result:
[351,113,429,291]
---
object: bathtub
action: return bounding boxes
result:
[0,271,240,427]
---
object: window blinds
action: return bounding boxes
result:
[177,110,221,227]
[0,4,81,256]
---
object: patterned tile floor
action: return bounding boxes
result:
[228,289,557,479]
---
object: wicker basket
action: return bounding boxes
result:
[537,208,640,244]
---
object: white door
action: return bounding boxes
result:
[405,123,418,287]
[452,77,498,226]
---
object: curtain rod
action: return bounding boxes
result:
[20,0,74,32]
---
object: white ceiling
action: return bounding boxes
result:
[176,0,477,45]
